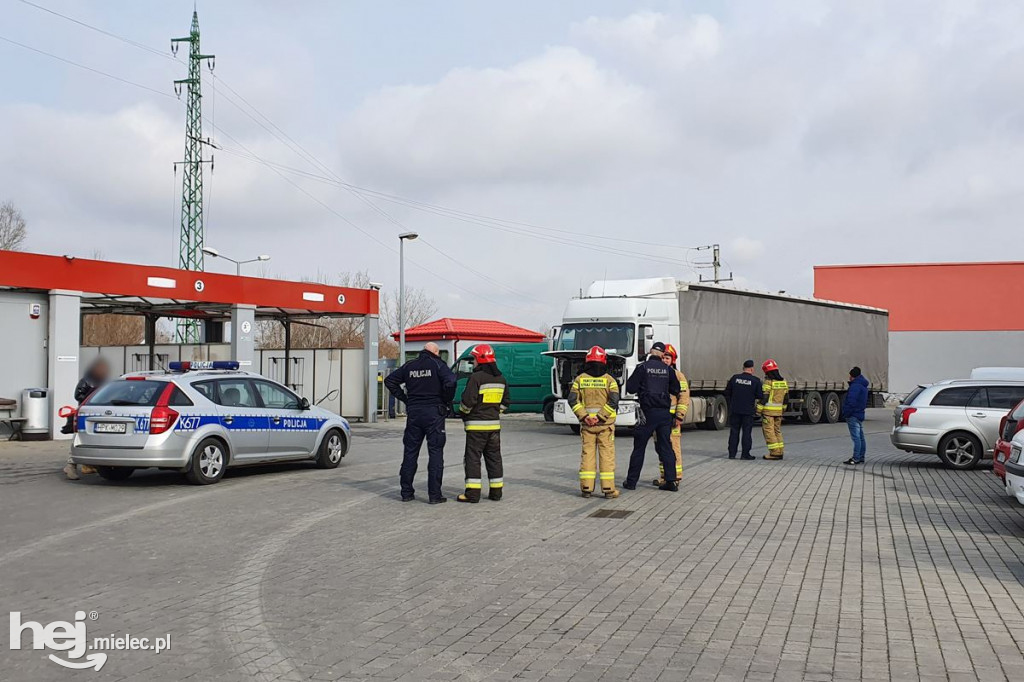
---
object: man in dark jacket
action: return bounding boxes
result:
[456,345,510,503]
[842,367,869,465]
[384,342,457,503]
[723,359,762,460]
[63,357,111,480]
[623,342,682,491]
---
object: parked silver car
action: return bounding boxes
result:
[891,380,1024,470]
[70,362,351,484]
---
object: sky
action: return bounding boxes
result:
[2,0,1023,331]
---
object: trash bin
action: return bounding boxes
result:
[21,388,50,439]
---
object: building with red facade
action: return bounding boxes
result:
[814,262,1024,394]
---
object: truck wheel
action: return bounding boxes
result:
[543,400,555,422]
[569,424,581,435]
[803,392,823,424]
[824,392,841,423]
[702,395,728,431]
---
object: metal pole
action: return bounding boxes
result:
[399,237,406,366]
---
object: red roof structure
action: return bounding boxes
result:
[393,318,544,343]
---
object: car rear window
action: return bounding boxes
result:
[86,380,166,407]
[929,387,978,407]
[903,386,926,405]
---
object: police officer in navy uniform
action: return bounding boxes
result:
[384,342,457,503]
[724,359,762,460]
[623,342,682,491]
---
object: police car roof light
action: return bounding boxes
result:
[168,361,240,372]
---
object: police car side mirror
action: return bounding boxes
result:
[299,397,310,411]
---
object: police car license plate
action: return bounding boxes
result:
[95,422,127,434]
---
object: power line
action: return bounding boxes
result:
[0,34,176,99]
[16,0,173,59]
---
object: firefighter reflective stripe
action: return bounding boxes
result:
[767,441,784,450]
[489,477,504,488]
[586,407,601,414]
[672,426,681,435]
[465,420,501,431]
[578,377,609,389]
[679,381,688,390]
[598,472,615,480]
[465,478,483,489]
[602,404,616,417]
[669,405,677,414]
[579,470,596,479]
[479,383,506,404]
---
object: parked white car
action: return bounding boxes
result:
[1004,431,1024,506]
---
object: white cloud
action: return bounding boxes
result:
[338,47,670,187]
[572,11,721,69]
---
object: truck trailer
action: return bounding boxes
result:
[546,278,889,432]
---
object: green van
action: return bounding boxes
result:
[452,343,556,417]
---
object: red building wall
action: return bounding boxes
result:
[813,262,1024,332]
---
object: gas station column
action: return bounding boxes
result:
[364,314,379,423]
[48,289,81,440]
[231,304,256,369]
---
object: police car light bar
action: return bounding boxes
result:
[168,361,240,372]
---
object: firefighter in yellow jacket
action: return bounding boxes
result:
[653,344,689,486]
[457,345,510,502]
[758,359,788,460]
[569,346,620,498]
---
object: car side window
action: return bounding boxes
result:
[167,386,194,407]
[930,387,977,407]
[967,388,989,408]
[192,381,217,402]
[254,380,301,410]
[213,379,259,408]
[988,386,1024,410]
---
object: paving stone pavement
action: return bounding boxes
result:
[2,409,1024,681]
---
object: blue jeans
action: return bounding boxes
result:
[847,416,866,462]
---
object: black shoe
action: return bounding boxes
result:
[728,454,736,459]
[740,454,755,460]
[658,480,679,492]
[401,495,415,502]
[843,458,862,465]
[581,491,592,498]
[456,494,477,503]
[622,481,636,490]
[428,497,447,504]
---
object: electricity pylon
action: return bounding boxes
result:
[172,10,215,343]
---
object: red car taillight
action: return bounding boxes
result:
[149,384,178,435]
[150,406,179,434]
[900,407,917,426]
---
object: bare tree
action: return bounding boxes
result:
[0,200,27,251]
[82,314,145,346]
[378,287,438,339]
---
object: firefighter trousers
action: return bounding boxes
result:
[655,423,683,484]
[580,425,616,494]
[463,430,503,501]
[762,415,784,458]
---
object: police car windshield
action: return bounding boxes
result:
[86,380,164,407]
[556,324,634,357]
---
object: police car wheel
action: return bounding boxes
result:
[569,424,581,435]
[186,438,228,485]
[96,466,134,481]
[317,429,347,469]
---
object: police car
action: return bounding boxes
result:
[69,361,350,484]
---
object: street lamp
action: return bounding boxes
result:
[202,246,270,276]
[398,232,419,364]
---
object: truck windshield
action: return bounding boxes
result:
[557,324,635,356]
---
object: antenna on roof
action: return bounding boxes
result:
[694,244,734,284]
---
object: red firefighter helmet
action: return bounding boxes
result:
[471,344,496,364]
[762,359,779,373]
[664,344,678,363]
[586,346,607,363]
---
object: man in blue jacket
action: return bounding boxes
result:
[842,367,869,465]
